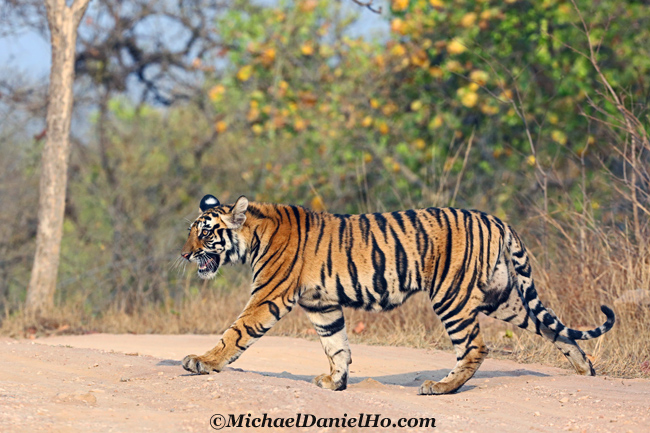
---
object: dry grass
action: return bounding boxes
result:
[2,231,649,379]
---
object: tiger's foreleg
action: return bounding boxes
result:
[419,312,489,395]
[182,293,295,374]
[300,303,351,391]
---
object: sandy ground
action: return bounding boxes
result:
[1,334,649,433]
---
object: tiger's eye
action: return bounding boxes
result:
[202,229,209,236]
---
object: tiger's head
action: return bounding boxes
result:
[181,194,249,279]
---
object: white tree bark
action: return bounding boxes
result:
[26,0,91,317]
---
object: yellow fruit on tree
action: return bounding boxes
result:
[300,43,314,56]
[460,90,479,108]
[215,120,228,133]
[447,40,467,55]
[392,0,409,12]
[237,65,253,82]
[460,12,477,28]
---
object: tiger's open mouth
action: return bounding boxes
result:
[197,254,220,278]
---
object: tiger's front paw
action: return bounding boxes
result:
[312,373,347,391]
[182,354,219,375]
[418,380,455,395]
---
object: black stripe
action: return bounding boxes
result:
[315,316,346,337]
[432,210,453,301]
[264,301,281,321]
[389,226,409,292]
[373,213,388,241]
[391,211,405,232]
[370,234,389,308]
[300,303,340,314]
[315,215,326,252]
[358,214,371,244]
[338,216,347,248]
[327,241,333,277]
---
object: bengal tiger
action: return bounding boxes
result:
[180,194,615,395]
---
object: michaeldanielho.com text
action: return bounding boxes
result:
[209,413,436,429]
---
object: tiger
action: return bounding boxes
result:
[180,194,615,395]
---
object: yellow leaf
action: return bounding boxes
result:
[363,152,373,163]
[294,117,307,131]
[548,113,559,125]
[237,65,253,82]
[413,138,426,150]
[445,60,463,72]
[447,40,466,55]
[247,107,259,122]
[391,18,406,35]
[300,43,314,56]
[370,98,380,109]
[392,162,401,172]
[429,115,443,130]
[311,196,326,212]
[480,104,499,115]
[460,12,477,28]
[429,66,443,78]
[208,84,226,102]
[551,130,567,145]
[390,44,406,57]
[382,102,398,116]
[362,116,373,127]
[215,120,228,133]
[526,155,536,166]
[392,0,409,11]
[429,0,444,7]
[299,0,318,12]
[410,100,423,111]
[460,90,479,108]
[378,121,389,135]
[469,70,489,86]
[252,124,264,135]
[261,48,276,66]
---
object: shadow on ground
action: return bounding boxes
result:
[156,358,548,392]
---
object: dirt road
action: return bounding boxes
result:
[1,334,648,432]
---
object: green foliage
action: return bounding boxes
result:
[197,0,650,219]
[2,0,648,319]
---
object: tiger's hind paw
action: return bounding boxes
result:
[182,354,217,375]
[312,373,347,391]
[418,380,457,395]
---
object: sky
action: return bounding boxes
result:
[0,1,389,83]
[0,30,51,80]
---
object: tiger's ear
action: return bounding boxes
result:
[200,194,220,212]
[222,196,248,229]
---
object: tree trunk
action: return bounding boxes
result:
[25,0,90,317]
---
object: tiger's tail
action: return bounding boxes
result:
[507,228,615,341]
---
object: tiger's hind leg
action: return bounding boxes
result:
[300,300,351,391]
[419,310,489,395]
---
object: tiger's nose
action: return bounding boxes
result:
[181,252,191,260]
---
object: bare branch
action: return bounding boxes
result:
[350,0,382,14]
